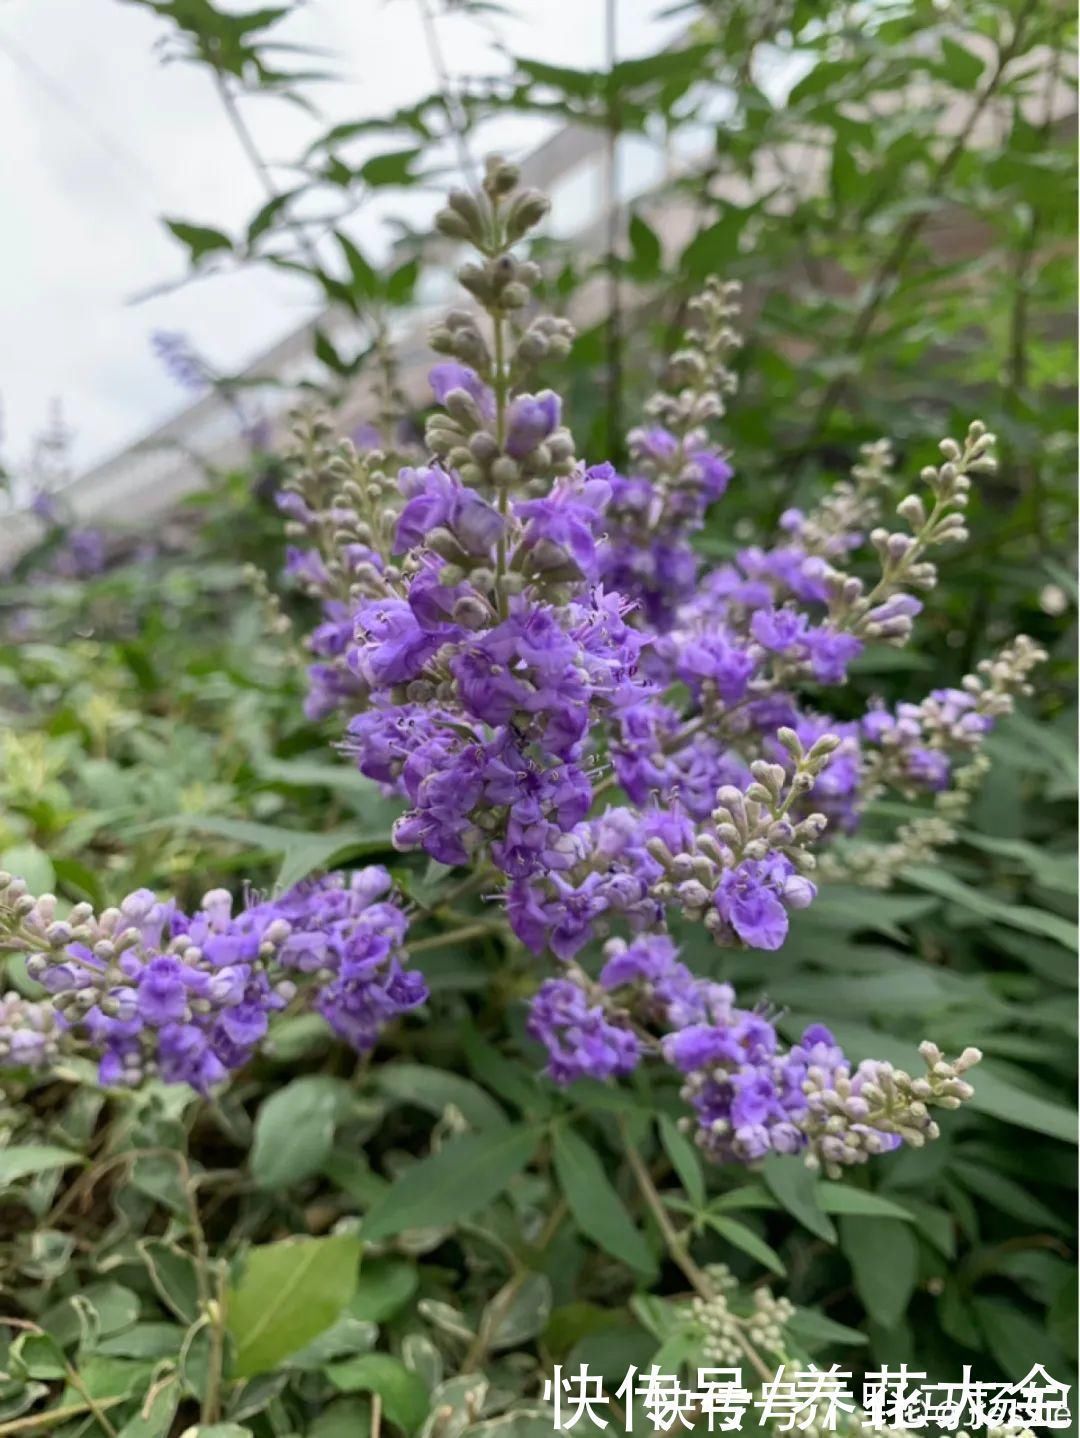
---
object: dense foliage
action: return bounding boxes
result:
[0,4,1075,1438]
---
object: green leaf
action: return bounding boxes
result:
[703,1214,785,1276]
[816,1187,916,1222]
[0,844,55,896]
[385,258,419,305]
[376,1064,508,1131]
[307,1398,371,1438]
[552,1125,654,1275]
[137,1240,200,1325]
[227,1233,362,1378]
[798,885,939,940]
[359,148,422,188]
[116,1376,178,1438]
[326,1353,429,1433]
[337,232,379,300]
[485,1273,552,1351]
[657,1116,705,1210]
[94,1324,185,1360]
[250,1076,349,1190]
[348,1258,418,1323]
[762,1156,837,1243]
[145,817,392,889]
[360,1126,539,1242]
[627,213,661,279]
[246,189,301,247]
[786,1308,868,1350]
[950,1158,1068,1232]
[840,1216,918,1330]
[974,1296,1071,1380]
[314,328,361,378]
[680,209,745,278]
[0,1145,83,1187]
[903,865,1077,950]
[164,219,233,263]
[179,1428,251,1438]
[939,37,984,88]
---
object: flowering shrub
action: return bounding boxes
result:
[272,156,1045,1173]
[0,155,1068,1434]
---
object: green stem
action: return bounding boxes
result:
[619,1121,774,1384]
[0,1401,127,1437]
[493,305,510,620]
[408,921,504,954]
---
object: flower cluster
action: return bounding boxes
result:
[527,932,981,1173]
[596,279,739,629]
[0,865,422,1091]
[269,159,1047,1170]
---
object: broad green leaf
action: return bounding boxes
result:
[145,817,391,891]
[0,1145,83,1187]
[117,1375,178,1438]
[326,1353,429,1434]
[840,1216,918,1330]
[950,1159,1068,1232]
[485,1273,552,1351]
[307,1398,371,1438]
[762,1156,836,1243]
[228,1233,362,1378]
[349,1258,419,1324]
[250,1076,350,1189]
[939,36,984,88]
[376,1064,508,1131]
[552,1125,655,1276]
[360,1126,539,1242]
[0,844,55,897]
[137,1240,200,1325]
[94,1324,185,1360]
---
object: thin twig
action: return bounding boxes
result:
[618,1120,774,1384]
[416,0,480,189]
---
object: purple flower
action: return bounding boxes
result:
[429,362,495,421]
[750,606,810,654]
[803,627,864,684]
[714,857,815,951]
[526,978,640,1085]
[351,599,459,688]
[675,629,756,704]
[505,391,560,459]
[514,472,611,580]
[395,466,504,557]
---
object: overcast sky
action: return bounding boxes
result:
[0,0,679,479]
